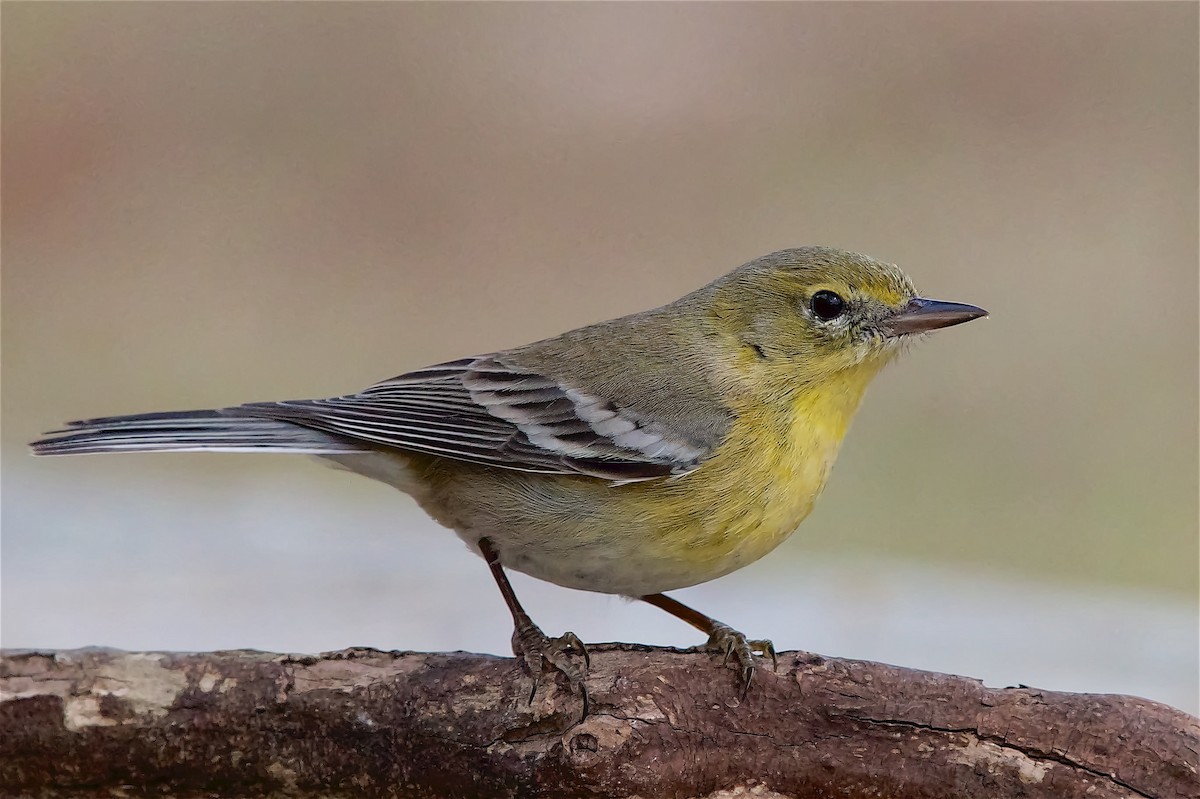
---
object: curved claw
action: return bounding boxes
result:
[700,623,775,698]
[511,623,590,717]
[558,630,591,670]
[750,639,777,673]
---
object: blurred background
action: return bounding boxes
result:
[3,4,1196,713]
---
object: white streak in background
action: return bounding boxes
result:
[4,464,1196,715]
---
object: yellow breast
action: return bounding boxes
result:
[390,363,884,596]
[627,366,879,582]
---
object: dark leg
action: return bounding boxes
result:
[478,538,589,714]
[641,592,776,696]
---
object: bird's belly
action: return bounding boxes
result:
[492,506,803,597]
[328,402,843,597]
[432,446,831,596]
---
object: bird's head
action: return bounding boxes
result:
[700,247,987,397]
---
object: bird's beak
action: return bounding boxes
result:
[882,298,988,336]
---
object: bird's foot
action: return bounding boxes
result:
[511,619,590,715]
[697,622,776,697]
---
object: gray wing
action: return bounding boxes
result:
[234,355,714,482]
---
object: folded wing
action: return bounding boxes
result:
[34,356,716,483]
[237,355,712,481]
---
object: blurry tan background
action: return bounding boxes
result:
[3,3,1197,711]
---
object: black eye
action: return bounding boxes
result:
[810,290,846,321]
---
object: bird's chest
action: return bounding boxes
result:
[663,398,850,571]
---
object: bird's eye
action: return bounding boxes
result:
[810,290,846,321]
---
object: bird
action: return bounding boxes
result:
[31,246,986,711]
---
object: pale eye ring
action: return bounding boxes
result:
[811,290,847,321]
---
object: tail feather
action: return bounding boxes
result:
[30,409,370,456]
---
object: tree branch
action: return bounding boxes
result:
[2,645,1196,798]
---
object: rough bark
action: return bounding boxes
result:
[1,645,1196,798]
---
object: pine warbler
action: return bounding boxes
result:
[32,247,985,707]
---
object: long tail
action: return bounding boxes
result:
[30,409,371,456]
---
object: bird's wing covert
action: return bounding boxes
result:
[233,356,712,482]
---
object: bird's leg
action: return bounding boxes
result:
[640,592,776,697]
[478,538,589,713]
